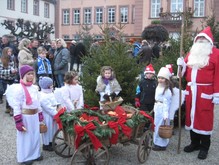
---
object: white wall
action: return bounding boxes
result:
[0,0,55,39]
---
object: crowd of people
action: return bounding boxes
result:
[0,26,219,164]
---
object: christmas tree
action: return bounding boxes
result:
[80,27,143,107]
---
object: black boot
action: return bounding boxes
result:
[43,144,54,151]
[198,150,208,159]
[184,130,200,153]
[184,144,200,153]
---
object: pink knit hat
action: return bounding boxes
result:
[20,65,34,79]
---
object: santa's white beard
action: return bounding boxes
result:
[187,40,213,69]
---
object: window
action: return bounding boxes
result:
[33,0,39,15]
[108,7,115,23]
[21,0,27,13]
[84,8,91,24]
[63,9,70,25]
[63,35,70,40]
[44,3,49,18]
[120,7,128,23]
[73,35,80,41]
[194,0,205,17]
[151,0,161,18]
[95,35,103,40]
[73,9,80,24]
[7,0,15,10]
[171,0,183,12]
[96,8,103,24]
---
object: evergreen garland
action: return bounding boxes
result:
[59,108,150,142]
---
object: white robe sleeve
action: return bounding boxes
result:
[40,94,58,117]
[76,85,84,109]
[6,84,24,116]
[61,87,74,111]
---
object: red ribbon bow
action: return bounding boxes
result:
[139,111,155,131]
[54,107,66,130]
[108,117,132,144]
[74,122,102,150]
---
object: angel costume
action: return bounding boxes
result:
[39,89,59,146]
[54,84,84,112]
[153,84,172,147]
[6,84,42,163]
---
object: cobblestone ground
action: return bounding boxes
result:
[0,96,219,165]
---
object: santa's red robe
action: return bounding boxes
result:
[184,47,219,135]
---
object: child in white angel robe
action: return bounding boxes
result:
[54,71,84,112]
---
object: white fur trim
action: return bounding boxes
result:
[213,93,219,97]
[144,71,155,74]
[194,33,213,45]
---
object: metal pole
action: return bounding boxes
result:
[177,13,184,154]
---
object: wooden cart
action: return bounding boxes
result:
[52,106,153,165]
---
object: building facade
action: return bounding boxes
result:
[0,0,56,40]
[56,0,218,40]
[0,0,218,42]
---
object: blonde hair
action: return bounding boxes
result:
[56,38,67,48]
[1,47,11,67]
[37,46,47,54]
[22,71,36,84]
[18,38,31,50]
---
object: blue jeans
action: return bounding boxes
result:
[54,74,64,87]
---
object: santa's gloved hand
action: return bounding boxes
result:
[177,57,185,66]
[110,92,117,100]
[14,114,25,132]
[135,98,140,108]
[38,112,44,122]
[212,97,219,104]
[103,94,110,101]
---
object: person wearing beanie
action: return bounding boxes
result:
[39,76,61,151]
[5,65,43,164]
[177,26,219,159]
[54,70,84,112]
[152,65,174,151]
[135,64,157,114]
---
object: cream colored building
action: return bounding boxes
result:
[56,0,219,40]
[0,0,56,39]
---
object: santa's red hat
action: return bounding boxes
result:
[165,64,174,75]
[144,64,155,74]
[194,26,214,45]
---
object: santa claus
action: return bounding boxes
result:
[177,26,219,159]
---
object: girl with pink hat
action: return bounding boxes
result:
[6,65,43,165]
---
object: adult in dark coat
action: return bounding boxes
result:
[69,40,77,70]
[74,41,86,72]
[30,39,39,60]
[53,38,70,87]
[137,40,153,65]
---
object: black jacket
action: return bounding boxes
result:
[136,78,157,105]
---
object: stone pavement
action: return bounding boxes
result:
[0,96,219,165]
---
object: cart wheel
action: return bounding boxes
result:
[137,130,153,163]
[70,142,109,165]
[52,129,74,158]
